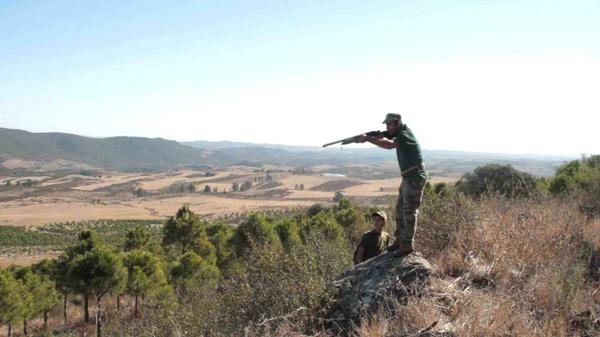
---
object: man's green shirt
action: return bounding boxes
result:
[356,229,390,261]
[392,124,427,181]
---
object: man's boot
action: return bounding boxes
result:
[387,239,401,252]
[397,242,414,256]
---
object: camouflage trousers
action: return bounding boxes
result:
[394,178,426,247]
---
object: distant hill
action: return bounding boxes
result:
[0,127,575,176]
[0,128,211,171]
[188,140,576,177]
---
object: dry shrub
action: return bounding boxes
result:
[417,192,477,260]
[353,315,389,337]
[453,291,536,336]
[395,195,599,337]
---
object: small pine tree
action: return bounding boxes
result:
[0,269,28,337]
[123,250,169,318]
[68,247,126,337]
[135,188,145,197]
[333,191,344,202]
[124,226,150,252]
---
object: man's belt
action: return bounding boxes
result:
[401,164,424,177]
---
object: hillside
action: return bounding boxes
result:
[0,128,211,171]
[0,127,574,176]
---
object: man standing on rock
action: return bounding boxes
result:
[357,113,427,255]
[354,211,390,264]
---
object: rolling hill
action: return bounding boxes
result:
[0,127,574,177]
[0,128,212,171]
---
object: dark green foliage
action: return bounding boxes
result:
[68,246,127,300]
[0,226,71,247]
[306,203,327,217]
[14,267,60,330]
[206,223,235,268]
[300,211,344,243]
[39,219,162,248]
[123,250,171,317]
[163,205,216,258]
[135,187,146,197]
[455,164,537,198]
[334,199,365,243]
[170,251,220,288]
[0,268,28,330]
[548,155,600,216]
[230,212,280,256]
[69,231,104,256]
[124,226,150,251]
[274,219,302,249]
[333,191,344,202]
[433,182,451,196]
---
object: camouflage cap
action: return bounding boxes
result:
[371,210,387,221]
[382,113,402,124]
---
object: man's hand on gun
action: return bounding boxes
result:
[323,130,389,148]
[356,133,383,143]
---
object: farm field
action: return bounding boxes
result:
[0,164,455,266]
[0,165,455,227]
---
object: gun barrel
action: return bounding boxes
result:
[322,139,347,148]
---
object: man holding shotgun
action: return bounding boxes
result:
[356,113,427,255]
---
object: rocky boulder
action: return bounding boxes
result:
[325,251,434,332]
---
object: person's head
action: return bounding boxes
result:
[371,211,387,232]
[382,113,402,134]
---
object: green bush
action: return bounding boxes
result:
[455,164,537,198]
[548,155,600,216]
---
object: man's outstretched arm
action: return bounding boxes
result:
[357,135,398,150]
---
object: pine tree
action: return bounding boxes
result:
[63,231,104,323]
[0,269,27,337]
[163,206,216,258]
[123,250,169,318]
[68,246,126,337]
[124,226,150,252]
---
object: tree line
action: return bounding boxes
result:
[0,197,373,337]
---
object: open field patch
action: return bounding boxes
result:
[138,170,228,190]
[0,165,458,227]
[309,179,363,191]
[72,173,145,191]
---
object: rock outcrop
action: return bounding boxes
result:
[325,251,434,333]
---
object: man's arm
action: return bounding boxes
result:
[354,246,365,264]
[357,135,398,150]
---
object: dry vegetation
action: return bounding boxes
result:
[1,193,598,336]
[237,196,600,337]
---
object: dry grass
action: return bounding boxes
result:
[0,250,61,267]
[411,197,600,337]
[241,196,600,337]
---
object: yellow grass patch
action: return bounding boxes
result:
[0,250,61,267]
[72,173,144,191]
[139,171,229,190]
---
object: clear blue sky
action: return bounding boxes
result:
[1,0,599,154]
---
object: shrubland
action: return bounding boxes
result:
[1,156,599,337]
